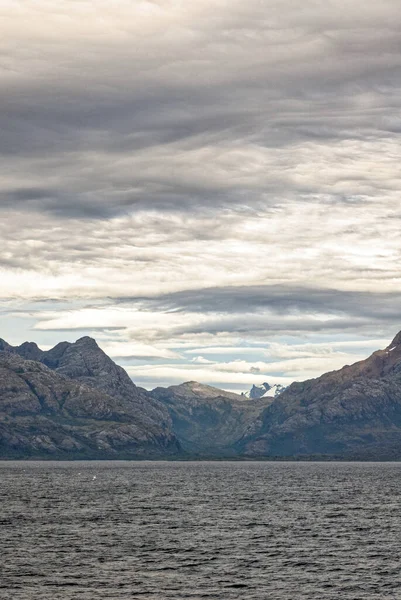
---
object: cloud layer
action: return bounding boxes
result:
[1,1,401,389]
[2,1,401,217]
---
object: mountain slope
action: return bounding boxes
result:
[239,333,401,459]
[0,344,180,458]
[151,381,272,454]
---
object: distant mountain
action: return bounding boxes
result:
[151,381,272,454]
[0,338,180,458]
[243,382,287,399]
[261,384,287,398]
[238,332,401,459]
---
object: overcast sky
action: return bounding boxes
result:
[1,1,400,391]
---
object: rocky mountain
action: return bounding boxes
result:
[4,332,401,460]
[0,338,180,458]
[151,381,272,454]
[238,332,401,459]
[243,382,287,399]
[1,336,172,428]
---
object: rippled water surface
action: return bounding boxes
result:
[1,461,400,599]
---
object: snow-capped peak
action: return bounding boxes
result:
[243,382,286,399]
[261,384,286,398]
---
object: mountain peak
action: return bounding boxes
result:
[0,339,44,361]
[19,341,39,349]
[181,381,227,395]
[243,381,287,399]
[154,380,244,402]
[74,336,99,348]
[182,381,219,393]
[17,341,43,361]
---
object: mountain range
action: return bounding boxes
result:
[2,333,401,459]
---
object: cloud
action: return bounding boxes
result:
[123,348,369,391]
[25,287,399,350]
[1,0,401,218]
[133,285,401,319]
[1,1,401,388]
[1,198,401,303]
[191,356,214,364]
[98,340,181,360]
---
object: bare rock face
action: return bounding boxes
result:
[151,381,272,454]
[239,333,401,459]
[0,345,180,458]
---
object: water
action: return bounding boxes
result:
[1,461,400,599]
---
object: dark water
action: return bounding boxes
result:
[1,461,400,599]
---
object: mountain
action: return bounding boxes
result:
[0,338,180,458]
[4,332,401,460]
[1,336,172,429]
[243,382,287,399]
[151,381,272,454]
[238,332,401,459]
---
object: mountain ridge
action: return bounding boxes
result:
[2,333,401,459]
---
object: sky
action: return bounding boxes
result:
[1,0,401,392]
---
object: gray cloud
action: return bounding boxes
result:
[118,285,401,321]
[1,1,401,218]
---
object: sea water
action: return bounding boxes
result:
[1,461,400,599]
